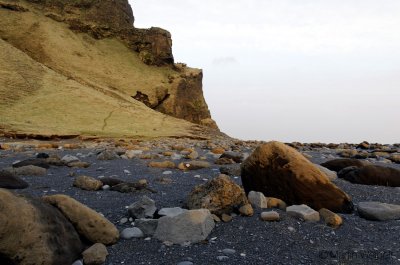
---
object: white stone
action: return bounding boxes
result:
[286,204,320,222]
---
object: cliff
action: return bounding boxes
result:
[0,0,218,139]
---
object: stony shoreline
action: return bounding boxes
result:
[1,138,400,265]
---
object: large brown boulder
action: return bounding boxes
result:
[43,194,119,245]
[338,165,400,187]
[0,189,83,265]
[186,174,249,216]
[320,158,365,172]
[241,141,353,213]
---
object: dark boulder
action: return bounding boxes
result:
[338,165,400,187]
[320,158,365,172]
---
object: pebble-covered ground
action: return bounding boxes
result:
[1,138,400,265]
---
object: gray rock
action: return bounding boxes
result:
[82,243,108,265]
[120,227,144,239]
[286,204,320,222]
[222,248,236,255]
[217,256,229,261]
[119,217,128,224]
[97,150,119,161]
[61,155,80,164]
[154,209,215,244]
[248,191,269,209]
[71,260,83,265]
[358,201,400,221]
[128,196,157,219]
[315,164,337,181]
[158,207,188,218]
[177,262,194,265]
[135,219,159,236]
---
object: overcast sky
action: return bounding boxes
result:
[130,0,400,143]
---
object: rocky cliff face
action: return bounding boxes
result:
[0,0,218,137]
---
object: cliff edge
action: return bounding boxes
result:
[0,0,219,139]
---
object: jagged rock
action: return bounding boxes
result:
[178,161,210,170]
[0,189,83,265]
[338,165,400,187]
[320,158,365,172]
[135,219,159,236]
[260,211,280,222]
[97,150,119,160]
[158,207,188,218]
[357,202,400,221]
[319,208,342,228]
[82,243,109,265]
[154,209,215,244]
[247,191,269,209]
[286,205,320,222]
[42,195,119,245]
[128,196,157,219]
[241,141,353,213]
[73,175,103,191]
[148,161,175,169]
[0,170,29,189]
[186,174,248,216]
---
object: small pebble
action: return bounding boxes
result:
[217,256,229,261]
[222,249,236,255]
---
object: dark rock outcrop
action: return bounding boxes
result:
[0,170,29,189]
[338,165,400,187]
[320,158,365,172]
[241,141,354,213]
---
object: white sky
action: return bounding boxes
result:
[130,0,400,143]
